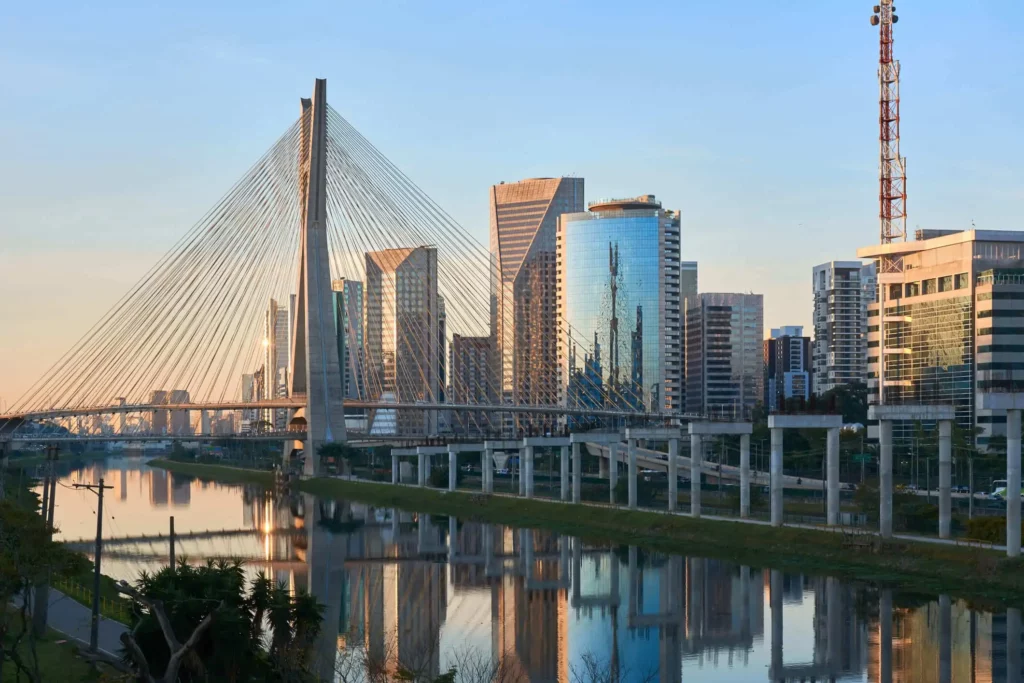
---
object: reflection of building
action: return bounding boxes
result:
[812,261,875,396]
[365,247,440,436]
[448,334,496,436]
[170,473,191,506]
[149,469,168,507]
[558,195,683,421]
[685,293,764,419]
[331,279,365,401]
[764,326,812,410]
[860,230,1024,447]
[491,177,585,434]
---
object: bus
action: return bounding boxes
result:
[991,480,1024,501]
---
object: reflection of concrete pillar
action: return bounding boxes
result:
[522,529,534,580]
[939,420,952,539]
[392,453,399,484]
[609,443,619,505]
[483,524,495,575]
[627,439,638,510]
[1009,607,1021,683]
[1009,410,1022,558]
[771,428,784,527]
[770,570,783,677]
[572,443,582,504]
[571,537,582,604]
[690,434,702,518]
[740,433,751,518]
[879,589,892,683]
[418,453,426,487]
[740,565,751,637]
[524,445,535,499]
[938,594,951,683]
[880,419,893,538]
[827,427,840,525]
[560,534,570,584]
[418,513,431,551]
[827,577,841,670]
[449,516,458,562]
[627,546,639,618]
[448,448,457,491]
[668,438,679,512]
[560,445,570,502]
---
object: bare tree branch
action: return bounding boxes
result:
[161,605,221,683]
[116,581,182,652]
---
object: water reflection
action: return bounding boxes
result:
[36,456,1024,682]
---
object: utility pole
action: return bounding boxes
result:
[74,478,113,653]
[33,444,59,638]
[169,516,176,571]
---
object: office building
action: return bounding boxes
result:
[859,229,1024,447]
[168,389,190,435]
[764,326,812,411]
[685,293,763,419]
[812,261,876,395]
[264,298,290,430]
[241,374,257,433]
[149,389,168,435]
[557,194,682,417]
[365,246,440,436]
[331,279,365,401]
[681,262,698,411]
[490,177,584,432]
[448,334,496,435]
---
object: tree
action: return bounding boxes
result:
[118,560,324,682]
[819,383,869,425]
[0,499,87,682]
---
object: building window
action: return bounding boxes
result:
[938,275,953,293]
[922,279,937,295]
[905,282,920,297]
[955,273,969,290]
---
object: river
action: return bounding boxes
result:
[28,454,1024,682]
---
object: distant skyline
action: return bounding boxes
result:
[2,0,1023,406]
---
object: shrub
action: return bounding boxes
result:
[430,466,464,489]
[965,516,1009,543]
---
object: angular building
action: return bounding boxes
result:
[812,261,876,395]
[685,293,763,419]
[448,334,496,435]
[364,246,440,436]
[764,326,812,411]
[859,229,1024,447]
[331,279,365,401]
[264,298,290,430]
[490,177,584,432]
[557,195,683,419]
[149,389,169,435]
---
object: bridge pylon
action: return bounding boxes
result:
[288,78,347,474]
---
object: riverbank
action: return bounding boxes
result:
[150,459,1024,604]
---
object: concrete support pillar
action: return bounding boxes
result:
[939,420,953,539]
[879,419,893,539]
[524,445,535,499]
[480,451,488,493]
[518,448,526,496]
[668,438,679,512]
[417,453,426,487]
[391,453,399,485]
[690,434,702,518]
[1009,607,1022,683]
[599,453,609,479]
[627,438,638,510]
[448,448,457,492]
[1009,410,1022,558]
[572,443,582,504]
[879,589,893,683]
[939,594,952,683]
[826,427,840,525]
[485,449,494,493]
[608,443,619,505]
[770,569,783,677]
[739,434,750,518]
[560,445,570,502]
[770,427,784,527]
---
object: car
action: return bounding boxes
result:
[953,485,970,494]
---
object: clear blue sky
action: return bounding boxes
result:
[1,0,1022,405]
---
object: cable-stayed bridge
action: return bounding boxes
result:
[0,79,707,469]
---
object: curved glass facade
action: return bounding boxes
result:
[558,203,681,417]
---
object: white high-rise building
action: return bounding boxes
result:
[264,298,290,430]
[812,261,876,395]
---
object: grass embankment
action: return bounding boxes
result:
[146,459,274,486]
[150,459,1024,604]
[1,612,117,682]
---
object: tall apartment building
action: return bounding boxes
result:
[331,279,365,401]
[764,326,812,411]
[448,334,496,435]
[365,246,439,436]
[812,261,876,395]
[859,229,1024,447]
[490,177,584,433]
[681,262,698,412]
[685,293,763,419]
[264,298,290,430]
[168,389,190,435]
[557,195,683,417]
[150,389,169,435]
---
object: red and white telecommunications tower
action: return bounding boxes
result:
[871,1,907,244]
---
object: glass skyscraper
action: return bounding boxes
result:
[557,195,682,422]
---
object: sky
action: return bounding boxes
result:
[1,0,1023,408]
